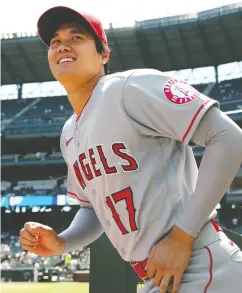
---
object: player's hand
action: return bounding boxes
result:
[19,222,66,256]
[146,225,195,293]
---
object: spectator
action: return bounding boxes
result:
[69,258,78,271]
[33,262,40,282]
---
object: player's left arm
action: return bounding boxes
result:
[123,69,242,238]
[153,106,242,293]
[175,106,242,237]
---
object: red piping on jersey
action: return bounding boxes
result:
[211,219,223,232]
[67,191,90,203]
[204,246,213,293]
[66,137,73,147]
[76,93,93,122]
[182,98,212,142]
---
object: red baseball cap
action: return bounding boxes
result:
[37,6,109,54]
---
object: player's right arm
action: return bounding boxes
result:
[19,119,104,256]
[19,208,104,256]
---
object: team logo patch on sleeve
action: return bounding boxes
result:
[164,79,200,104]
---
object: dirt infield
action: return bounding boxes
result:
[1,282,89,293]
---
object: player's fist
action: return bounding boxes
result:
[19,222,66,256]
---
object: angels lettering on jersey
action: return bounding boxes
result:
[72,142,139,190]
[71,142,139,236]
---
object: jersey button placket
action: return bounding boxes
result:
[74,124,80,148]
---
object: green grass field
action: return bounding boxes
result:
[1,282,89,293]
[1,282,143,293]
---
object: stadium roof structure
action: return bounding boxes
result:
[1,2,242,85]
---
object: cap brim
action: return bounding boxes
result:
[37,6,91,47]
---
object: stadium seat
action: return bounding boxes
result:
[15,180,57,191]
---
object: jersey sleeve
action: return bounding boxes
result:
[60,124,92,208]
[122,69,219,144]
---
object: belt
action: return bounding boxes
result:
[131,220,222,280]
[131,259,148,280]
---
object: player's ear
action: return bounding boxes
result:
[101,50,110,65]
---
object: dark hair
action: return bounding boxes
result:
[73,21,109,75]
[93,35,109,75]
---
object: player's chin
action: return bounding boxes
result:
[54,70,79,82]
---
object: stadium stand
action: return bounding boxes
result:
[1,178,67,197]
[211,78,242,102]
[1,181,12,196]
[14,179,57,191]
[211,78,242,111]
[1,99,33,119]
[47,152,63,161]
[1,154,20,163]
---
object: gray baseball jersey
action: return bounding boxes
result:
[60,69,218,262]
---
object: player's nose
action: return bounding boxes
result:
[58,44,72,53]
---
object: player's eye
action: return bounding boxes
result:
[72,36,83,41]
[50,39,60,46]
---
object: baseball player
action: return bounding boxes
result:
[19,6,242,293]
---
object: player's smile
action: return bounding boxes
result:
[57,56,77,64]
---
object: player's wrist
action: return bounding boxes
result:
[56,236,66,255]
[169,225,195,246]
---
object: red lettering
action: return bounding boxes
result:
[106,187,138,235]
[97,145,117,174]
[106,196,129,235]
[79,153,94,181]
[73,161,86,190]
[89,148,101,177]
[168,79,177,85]
[112,187,138,232]
[112,143,138,171]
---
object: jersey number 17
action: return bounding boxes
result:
[106,187,138,235]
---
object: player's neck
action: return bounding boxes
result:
[64,73,104,115]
